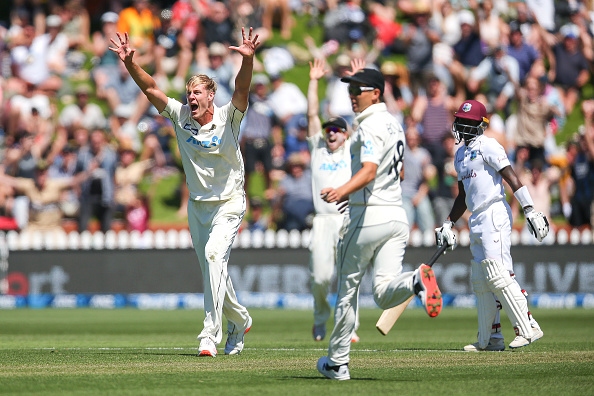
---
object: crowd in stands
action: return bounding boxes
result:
[0,0,592,236]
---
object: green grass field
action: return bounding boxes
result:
[1,308,592,395]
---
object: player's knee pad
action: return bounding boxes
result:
[472,260,499,348]
[470,260,489,294]
[481,259,532,338]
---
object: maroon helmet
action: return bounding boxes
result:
[452,100,490,143]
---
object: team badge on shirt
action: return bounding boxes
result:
[470,151,477,160]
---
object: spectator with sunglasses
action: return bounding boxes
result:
[306,58,358,344]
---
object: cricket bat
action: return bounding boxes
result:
[375,244,448,335]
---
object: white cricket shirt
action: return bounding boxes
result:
[350,103,406,208]
[454,134,511,213]
[161,97,246,201]
[308,131,351,215]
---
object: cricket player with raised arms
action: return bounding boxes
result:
[110,28,260,357]
[317,68,443,380]
[436,99,548,351]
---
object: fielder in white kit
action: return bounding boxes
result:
[435,100,549,351]
[110,28,260,357]
[317,69,443,380]
[306,58,355,342]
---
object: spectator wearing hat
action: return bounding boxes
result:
[57,85,106,144]
[239,73,284,205]
[506,20,542,84]
[381,61,412,126]
[272,152,314,231]
[91,12,121,93]
[43,14,69,78]
[543,23,590,115]
[284,115,311,161]
[193,42,235,107]
[448,9,484,96]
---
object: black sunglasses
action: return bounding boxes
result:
[348,85,376,96]
[325,126,345,134]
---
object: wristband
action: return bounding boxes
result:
[514,185,534,209]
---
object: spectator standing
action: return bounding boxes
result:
[506,20,542,84]
[399,1,441,96]
[544,23,590,115]
[239,73,283,202]
[272,153,314,231]
[411,74,457,160]
[117,0,159,67]
[401,126,436,232]
[76,129,117,233]
[268,73,308,136]
[468,45,519,115]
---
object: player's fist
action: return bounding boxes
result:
[435,220,456,252]
[525,209,549,242]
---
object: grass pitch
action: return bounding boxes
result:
[0,308,592,395]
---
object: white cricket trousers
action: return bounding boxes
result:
[188,195,250,345]
[328,210,411,366]
[310,214,344,326]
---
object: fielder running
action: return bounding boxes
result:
[307,58,357,342]
[317,68,443,380]
[435,99,548,351]
[110,28,260,357]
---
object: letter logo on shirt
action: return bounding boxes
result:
[183,123,200,136]
[185,136,221,149]
[363,140,374,156]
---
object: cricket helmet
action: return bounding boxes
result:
[452,100,489,143]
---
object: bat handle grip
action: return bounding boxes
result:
[426,244,448,267]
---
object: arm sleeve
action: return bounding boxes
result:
[359,124,384,165]
[159,97,183,126]
[482,139,510,172]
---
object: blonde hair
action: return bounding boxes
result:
[186,75,217,94]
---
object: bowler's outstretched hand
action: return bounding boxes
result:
[109,32,135,62]
[229,27,260,58]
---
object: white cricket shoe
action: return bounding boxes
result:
[509,326,544,349]
[313,323,326,341]
[225,316,252,355]
[198,337,217,357]
[463,337,505,352]
[413,264,442,317]
[317,356,350,380]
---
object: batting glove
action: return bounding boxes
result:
[435,220,457,252]
[525,208,549,243]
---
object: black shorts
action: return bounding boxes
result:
[244,138,272,174]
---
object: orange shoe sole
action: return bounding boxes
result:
[420,264,442,317]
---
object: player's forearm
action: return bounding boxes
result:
[234,56,254,101]
[307,79,319,118]
[336,163,377,199]
[124,59,157,95]
[447,195,467,223]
